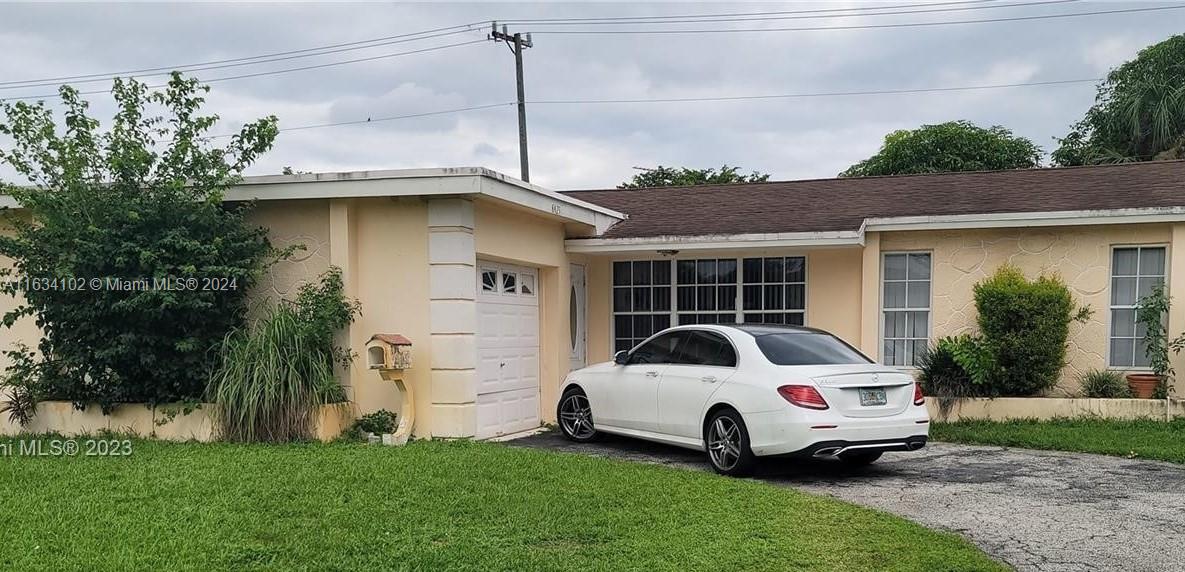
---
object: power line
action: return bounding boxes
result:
[504,0,1080,26]
[529,4,1185,34]
[204,102,516,140]
[0,40,487,103]
[0,29,485,91]
[500,0,1001,22]
[529,78,1100,104]
[0,22,491,89]
[198,76,1097,139]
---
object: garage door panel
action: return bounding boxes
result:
[475,261,541,439]
[476,388,539,439]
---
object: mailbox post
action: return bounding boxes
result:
[365,334,414,445]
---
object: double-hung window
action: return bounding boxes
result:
[611,257,806,351]
[1109,246,1166,368]
[882,252,931,367]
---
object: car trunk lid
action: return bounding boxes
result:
[805,365,915,418]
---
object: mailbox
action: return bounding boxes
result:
[365,333,415,446]
[367,333,413,371]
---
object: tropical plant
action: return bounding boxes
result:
[840,120,1042,177]
[617,164,769,189]
[972,266,1092,396]
[1079,369,1131,398]
[0,74,279,411]
[353,409,398,435]
[1052,34,1185,165]
[0,345,42,427]
[208,268,360,443]
[1134,284,1183,398]
[917,336,990,417]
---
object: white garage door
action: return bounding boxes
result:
[476,262,541,439]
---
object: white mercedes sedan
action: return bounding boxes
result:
[557,324,929,476]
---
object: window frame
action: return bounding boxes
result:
[1107,243,1170,370]
[879,251,933,368]
[669,329,740,369]
[610,256,808,352]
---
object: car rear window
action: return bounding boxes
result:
[754,333,873,365]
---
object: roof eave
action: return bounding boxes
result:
[566,207,1185,253]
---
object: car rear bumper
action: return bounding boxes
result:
[744,407,931,456]
[774,435,929,459]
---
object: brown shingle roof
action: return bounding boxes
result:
[561,161,1185,239]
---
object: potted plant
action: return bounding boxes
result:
[353,409,398,444]
[1132,285,1182,398]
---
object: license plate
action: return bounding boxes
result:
[858,387,887,406]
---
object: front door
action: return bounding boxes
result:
[569,264,587,372]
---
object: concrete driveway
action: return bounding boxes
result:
[511,431,1185,572]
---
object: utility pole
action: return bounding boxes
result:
[491,23,533,182]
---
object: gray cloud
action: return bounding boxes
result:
[0,2,1181,188]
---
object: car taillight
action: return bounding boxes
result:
[913,382,925,406]
[778,384,829,410]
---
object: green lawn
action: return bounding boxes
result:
[932,417,1185,464]
[0,438,1002,572]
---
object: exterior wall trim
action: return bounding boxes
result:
[0,167,626,236]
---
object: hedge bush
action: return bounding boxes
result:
[0,75,279,410]
[972,266,1091,396]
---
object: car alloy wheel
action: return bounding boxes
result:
[559,392,597,441]
[707,416,743,471]
[705,409,757,477]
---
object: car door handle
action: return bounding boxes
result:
[701,376,718,383]
[645,371,659,377]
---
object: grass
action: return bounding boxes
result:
[0,438,1003,572]
[932,417,1185,464]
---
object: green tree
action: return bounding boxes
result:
[840,121,1042,177]
[0,74,280,410]
[1053,34,1185,166]
[617,164,770,189]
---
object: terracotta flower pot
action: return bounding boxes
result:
[1126,373,1162,399]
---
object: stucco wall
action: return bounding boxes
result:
[0,213,40,372]
[345,198,432,421]
[248,200,332,303]
[881,224,1173,395]
[474,200,571,423]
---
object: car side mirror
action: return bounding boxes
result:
[613,350,629,365]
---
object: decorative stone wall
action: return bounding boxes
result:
[882,224,1172,395]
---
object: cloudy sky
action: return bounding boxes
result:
[0,1,1181,189]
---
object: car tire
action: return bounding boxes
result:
[557,388,599,442]
[840,451,883,466]
[704,409,757,477]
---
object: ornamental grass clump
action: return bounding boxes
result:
[208,268,359,443]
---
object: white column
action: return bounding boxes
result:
[427,198,478,437]
[860,231,881,361]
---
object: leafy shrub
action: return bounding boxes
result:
[1135,284,1181,398]
[1079,369,1131,398]
[0,75,279,411]
[353,409,398,435]
[0,345,41,427]
[973,266,1091,396]
[208,268,360,443]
